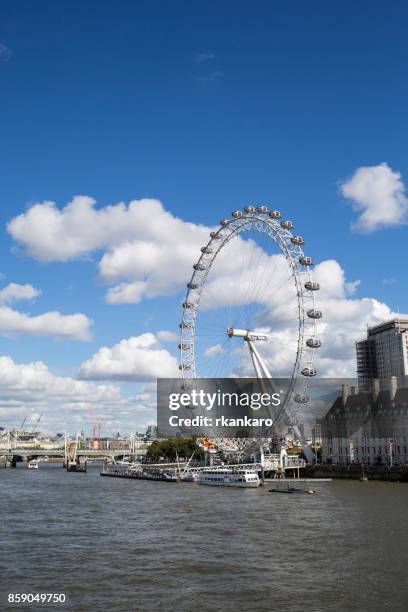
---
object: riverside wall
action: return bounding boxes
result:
[303,464,408,482]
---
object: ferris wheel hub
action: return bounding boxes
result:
[227,328,269,342]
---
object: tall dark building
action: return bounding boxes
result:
[356,318,408,390]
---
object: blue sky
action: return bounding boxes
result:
[0,1,407,433]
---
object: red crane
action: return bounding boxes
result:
[92,420,103,449]
[86,403,104,450]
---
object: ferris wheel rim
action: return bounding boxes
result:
[179,208,321,417]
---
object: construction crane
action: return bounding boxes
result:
[85,403,104,449]
[30,415,42,434]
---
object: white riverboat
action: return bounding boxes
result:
[197,468,260,488]
[28,459,39,469]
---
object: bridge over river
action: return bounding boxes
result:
[1,448,305,475]
[0,448,133,463]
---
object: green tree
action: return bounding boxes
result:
[146,437,204,460]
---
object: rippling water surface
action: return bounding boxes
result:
[1,463,408,612]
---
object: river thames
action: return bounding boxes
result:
[1,463,408,612]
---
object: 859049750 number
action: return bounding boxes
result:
[8,593,66,604]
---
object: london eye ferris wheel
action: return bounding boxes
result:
[178,205,322,451]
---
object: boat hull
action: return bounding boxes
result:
[67,463,87,473]
[198,480,259,488]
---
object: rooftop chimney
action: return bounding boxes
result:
[390,376,398,402]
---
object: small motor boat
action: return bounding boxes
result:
[269,484,316,495]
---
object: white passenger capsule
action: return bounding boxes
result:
[305,281,320,291]
[179,322,192,329]
[179,364,191,370]
[306,339,321,348]
[178,344,191,350]
[182,302,195,309]
[269,210,282,219]
[291,236,304,245]
[301,367,317,377]
[193,263,206,270]
[299,256,314,266]
[256,205,269,213]
[281,220,294,229]
[210,231,222,239]
[201,246,213,254]
[220,219,229,226]
[307,309,323,319]
[232,210,242,218]
[244,206,256,213]
[187,282,199,289]
[294,394,310,404]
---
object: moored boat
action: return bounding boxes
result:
[269,484,316,494]
[101,464,178,482]
[197,468,260,487]
[67,460,87,473]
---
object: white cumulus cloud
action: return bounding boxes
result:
[0,355,120,401]
[0,355,141,432]
[0,283,41,304]
[340,162,408,232]
[7,197,210,304]
[0,307,92,340]
[313,260,360,299]
[311,261,398,376]
[78,333,179,381]
[157,330,179,343]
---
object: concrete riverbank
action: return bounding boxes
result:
[303,464,408,482]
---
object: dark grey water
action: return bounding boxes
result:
[1,463,408,612]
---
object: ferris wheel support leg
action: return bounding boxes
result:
[247,340,273,379]
[292,424,315,463]
[247,340,278,397]
[204,451,213,466]
[248,341,265,380]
